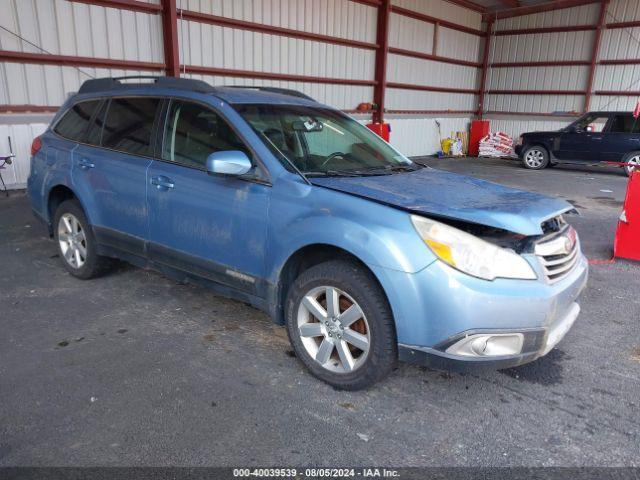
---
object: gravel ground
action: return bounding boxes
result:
[0,157,638,467]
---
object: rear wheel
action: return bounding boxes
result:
[54,199,112,279]
[285,260,397,390]
[622,152,640,177]
[522,146,549,170]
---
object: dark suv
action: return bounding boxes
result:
[515,111,640,176]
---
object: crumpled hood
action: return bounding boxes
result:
[310,168,574,236]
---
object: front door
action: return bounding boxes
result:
[556,114,610,162]
[72,97,161,256]
[146,99,270,296]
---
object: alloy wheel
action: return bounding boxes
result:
[525,149,545,168]
[296,286,370,374]
[626,155,639,176]
[58,213,87,269]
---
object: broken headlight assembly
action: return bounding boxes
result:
[410,215,537,281]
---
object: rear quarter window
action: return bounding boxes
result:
[54,100,101,141]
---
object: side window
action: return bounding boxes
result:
[609,115,639,133]
[54,100,101,141]
[85,100,108,146]
[163,100,250,169]
[102,97,160,156]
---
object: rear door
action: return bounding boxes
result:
[598,114,640,163]
[146,99,270,295]
[72,96,162,256]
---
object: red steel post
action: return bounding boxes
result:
[584,0,610,111]
[477,19,494,119]
[161,0,180,77]
[373,0,391,124]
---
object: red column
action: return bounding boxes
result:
[584,0,609,112]
[477,19,493,119]
[162,0,180,77]
[373,0,391,124]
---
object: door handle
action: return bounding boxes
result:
[78,158,95,169]
[150,175,174,190]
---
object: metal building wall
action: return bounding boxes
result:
[483,4,598,141]
[485,0,640,140]
[385,0,482,155]
[592,0,640,111]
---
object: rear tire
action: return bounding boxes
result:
[622,151,640,177]
[522,146,550,170]
[53,199,112,279]
[285,260,397,390]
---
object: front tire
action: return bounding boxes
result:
[54,199,111,279]
[285,260,397,390]
[622,151,640,177]
[522,146,549,170]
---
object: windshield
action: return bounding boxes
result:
[235,104,414,176]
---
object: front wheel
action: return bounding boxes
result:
[285,260,397,390]
[522,146,550,170]
[622,152,640,177]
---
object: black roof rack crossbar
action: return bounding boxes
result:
[224,86,315,101]
[78,76,215,94]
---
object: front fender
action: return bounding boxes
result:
[265,175,437,284]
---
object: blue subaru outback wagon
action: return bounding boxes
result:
[28,77,588,390]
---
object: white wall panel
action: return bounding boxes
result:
[177,0,377,43]
[487,65,589,91]
[0,122,48,189]
[594,64,640,92]
[492,31,594,63]
[485,94,583,113]
[387,54,479,89]
[0,0,163,62]
[600,27,640,60]
[607,0,640,23]
[0,63,164,106]
[486,118,573,140]
[391,0,482,30]
[386,89,476,111]
[388,12,435,54]
[387,116,473,157]
[183,73,373,111]
[496,5,600,30]
[436,27,481,63]
[590,95,639,111]
[180,21,375,80]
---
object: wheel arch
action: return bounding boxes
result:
[270,243,390,326]
[46,184,88,237]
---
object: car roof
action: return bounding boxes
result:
[210,87,319,106]
[76,76,324,108]
[585,111,634,116]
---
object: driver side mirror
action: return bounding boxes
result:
[206,151,252,176]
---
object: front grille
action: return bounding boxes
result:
[535,226,580,283]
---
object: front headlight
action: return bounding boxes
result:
[410,215,537,281]
[516,135,523,146]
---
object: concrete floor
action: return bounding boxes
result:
[1,157,639,467]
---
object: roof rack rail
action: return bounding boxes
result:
[78,76,215,94]
[224,86,315,101]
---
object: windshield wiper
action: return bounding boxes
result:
[303,170,366,177]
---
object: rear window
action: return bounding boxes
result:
[54,100,101,141]
[102,97,160,156]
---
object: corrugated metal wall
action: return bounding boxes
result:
[486,0,640,138]
[4,1,640,188]
[593,0,640,111]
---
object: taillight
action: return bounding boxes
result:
[31,136,42,156]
